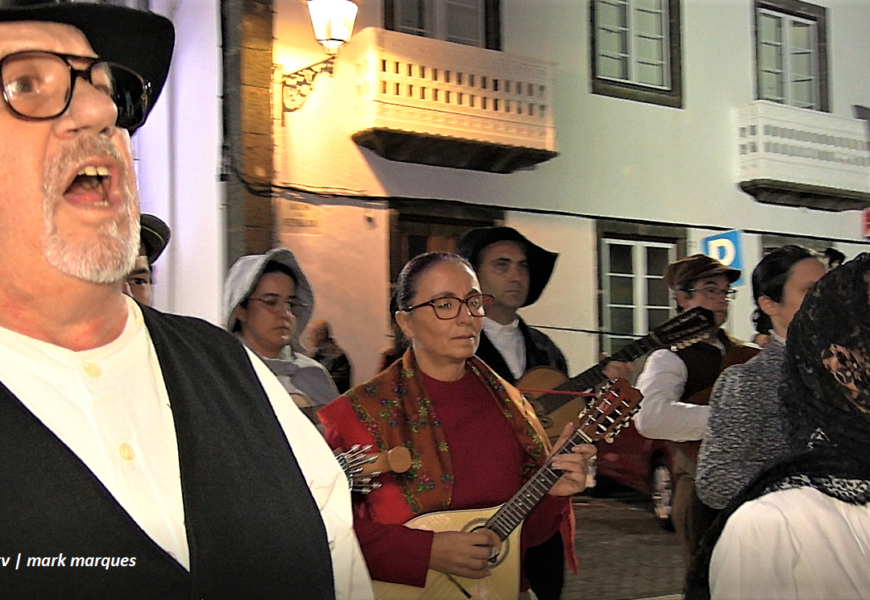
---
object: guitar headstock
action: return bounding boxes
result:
[649,306,716,351]
[577,378,644,443]
[335,444,412,494]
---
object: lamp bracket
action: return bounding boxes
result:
[281,56,335,113]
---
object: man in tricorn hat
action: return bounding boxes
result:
[0,2,371,598]
[634,254,756,571]
[458,225,628,600]
[458,227,565,385]
[124,213,170,306]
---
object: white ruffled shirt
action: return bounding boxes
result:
[634,339,725,442]
[0,298,373,600]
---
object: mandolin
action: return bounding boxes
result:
[372,378,643,600]
[517,306,715,439]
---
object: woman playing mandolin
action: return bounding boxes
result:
[319,252,594,597]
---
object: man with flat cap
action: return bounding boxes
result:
[634,254,757,570]
[124,213,170,306]
[458,226,628,600]
[0,1,371,598]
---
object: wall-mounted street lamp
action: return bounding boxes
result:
[281,0,358,113]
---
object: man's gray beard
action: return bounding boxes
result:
[42,137,139,284]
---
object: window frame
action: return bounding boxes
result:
[590,0,683,109]
[600,237,678,354]
[754,0,829,112]
[384,0,502,51]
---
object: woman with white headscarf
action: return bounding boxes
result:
[224,248,338,424]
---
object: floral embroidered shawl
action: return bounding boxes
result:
[338,349,550,515]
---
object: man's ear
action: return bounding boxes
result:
[234,306,247,326]
[757,295,779,318]
[395,310,414,342]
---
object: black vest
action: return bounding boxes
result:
[0,307,335,599]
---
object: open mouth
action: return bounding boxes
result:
[65,165,112,204]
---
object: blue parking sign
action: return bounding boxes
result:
[701,231,744,286]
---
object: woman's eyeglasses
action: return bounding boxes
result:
[250,294,308,316]
[402,294,495,320]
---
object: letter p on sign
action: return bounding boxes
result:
[701,230,744,286]
[708,239,735,266]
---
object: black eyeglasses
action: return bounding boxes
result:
[687,286,737,300]
[250,294,308,316]
[0,50,151,131]
[402,294,494,320]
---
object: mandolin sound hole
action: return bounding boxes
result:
[466,521,511,568]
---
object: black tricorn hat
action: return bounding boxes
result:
[140,213,170,265]
[0,0,174,131]
[458,226,558,307]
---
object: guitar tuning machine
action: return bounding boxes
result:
[351,480,383,494]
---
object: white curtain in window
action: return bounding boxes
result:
[596,0,668,89]
[445,0,484,46]
[757,8,816,109]
[395,0,484,47]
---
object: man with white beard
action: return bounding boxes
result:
[0,2,372,599]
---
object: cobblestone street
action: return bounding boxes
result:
[561,488,684,600]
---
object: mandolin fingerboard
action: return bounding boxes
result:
[485,388,637,540]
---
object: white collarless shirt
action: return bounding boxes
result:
[482,316,526,379]
[711,486,870,599]
[0,298,189,567]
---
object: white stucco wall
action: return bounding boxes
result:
[135,0,224,324]
[276,197,391,385]
[267,0,870,379]
[273,0,870,245]
[506,212,601,373]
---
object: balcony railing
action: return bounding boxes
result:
[735,100,870,211]
[339,27,558,173]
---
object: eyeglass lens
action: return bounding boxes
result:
[431,295,490,319]
[697,287,735,299]
[1,51,148,130]
[256,296,305,315]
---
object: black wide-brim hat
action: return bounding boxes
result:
[140,213,170,265]
[0,0,174,130]
[458,226,558,307]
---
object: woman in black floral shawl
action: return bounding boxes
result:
[686,253,870,600]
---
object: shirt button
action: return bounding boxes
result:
[83,362,102,378]
[118,443,136,461]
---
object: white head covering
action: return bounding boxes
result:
[223,248,315,335]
